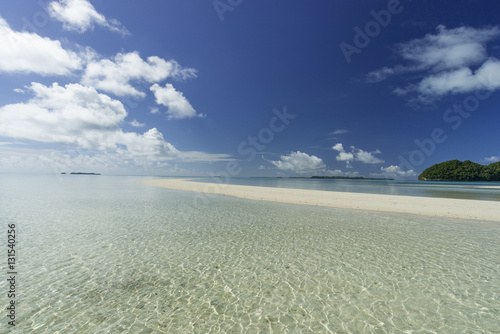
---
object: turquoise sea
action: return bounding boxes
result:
[1,174,499,333]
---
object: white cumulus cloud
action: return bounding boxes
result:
[366,25,500,100]
[380,165,416,178]
[150,83,203,120]
[0,82,229,169]
[483,156,500,163]
[416,59,500,96]
[332,143,354,162]
[130,120,145,127]
[0,82,126,149]
[332,143,384,165]
[48,0,129,35]
[0,16,82,76]
[81,52,197,97]
[355,149,384,164]
[270,151,326,173]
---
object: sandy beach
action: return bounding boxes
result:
[141,179,500,222]
[471,185,500,189]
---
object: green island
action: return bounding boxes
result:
[419,160,500,181]
[61,172,101,175]
[307,176,393,180]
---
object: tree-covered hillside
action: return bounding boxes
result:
[419,160,500,181]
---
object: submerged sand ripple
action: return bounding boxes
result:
[1,176,499,333]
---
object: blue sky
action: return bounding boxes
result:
[1,0,500,178]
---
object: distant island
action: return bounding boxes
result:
[61,172,101,175]
[293,176,393,180]
[419,160,500,181]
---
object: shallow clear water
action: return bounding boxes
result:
[192,177,500,201]
[0,174,499,333]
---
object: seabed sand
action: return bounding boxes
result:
[140,179,500,222]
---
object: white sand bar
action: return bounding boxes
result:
[140,179,500,222]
